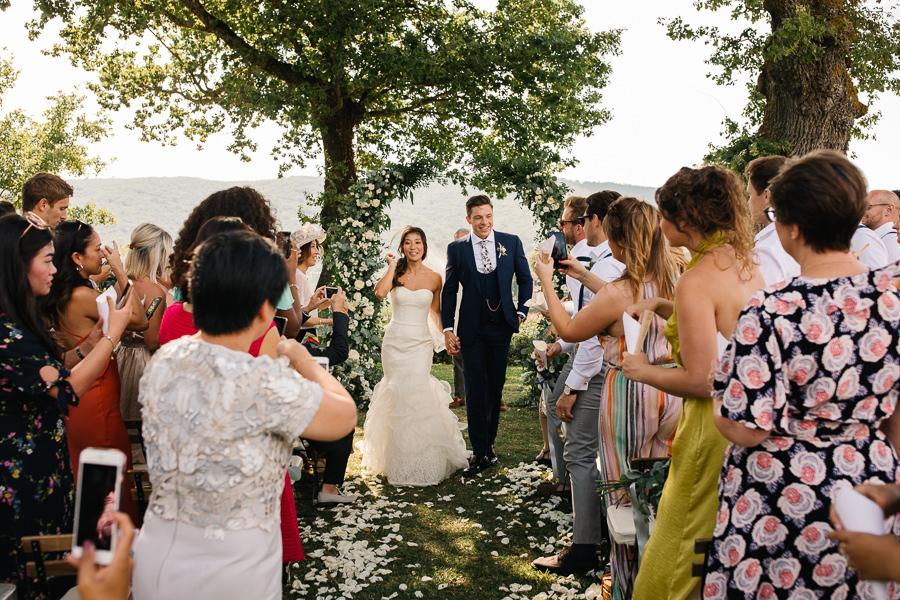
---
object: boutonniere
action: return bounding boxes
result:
[497,243,507,258]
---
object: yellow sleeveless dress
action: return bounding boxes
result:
[632,235,730,600]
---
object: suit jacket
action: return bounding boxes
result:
[303,311,350,366]
[441,231,533,342]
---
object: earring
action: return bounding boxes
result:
[75,263,84,272]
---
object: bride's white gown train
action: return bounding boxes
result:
[357,286,471,486]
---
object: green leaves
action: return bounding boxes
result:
[0,50,109,205]
[663,0,900,154]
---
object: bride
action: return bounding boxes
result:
[357,226,471,486]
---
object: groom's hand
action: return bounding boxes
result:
[444,331,461,355]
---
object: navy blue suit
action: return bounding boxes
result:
[441,231,533,456]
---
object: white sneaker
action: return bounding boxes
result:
[317,490,357,506]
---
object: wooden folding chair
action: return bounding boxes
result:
[20,534,77,599]
[128,464,152,526]
[292,439,321,516]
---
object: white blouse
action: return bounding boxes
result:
[138,337,322,537]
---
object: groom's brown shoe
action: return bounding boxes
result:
[449,397,466,408]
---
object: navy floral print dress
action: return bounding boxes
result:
[0,314,77,596]
[707,269,900,599]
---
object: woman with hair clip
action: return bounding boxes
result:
[534,197,686,599]
[619,167,765,600]
[42,220,148,523]
[0,214,136,597]
[357,226,471,486]
[117,223,174,420]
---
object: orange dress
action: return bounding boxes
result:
[59,322,138,523]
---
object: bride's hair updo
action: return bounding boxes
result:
[392,226,428,288]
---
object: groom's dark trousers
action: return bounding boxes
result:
[460,268,513,457]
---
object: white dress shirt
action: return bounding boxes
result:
[564,241,625,392]
[469,231,497,274]
[874,222,900,264]
[851,224,889,269]
[753,223,800,286]
[557,238,594,354]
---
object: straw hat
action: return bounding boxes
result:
[290,224,326,248]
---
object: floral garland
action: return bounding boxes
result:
[311,162,436,408]
[312,161,574,408]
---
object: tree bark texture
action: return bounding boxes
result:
[759,0,867,155]
[317,96,363,285]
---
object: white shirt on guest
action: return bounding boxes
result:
[851,224,889,269]
[873,222,900,264]
[564,241,625,391]
[753,223,800,286]
[558,238,595,355]
[469,230,497,274]
[294,269,318,322]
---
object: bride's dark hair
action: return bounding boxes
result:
[392,226,428,288]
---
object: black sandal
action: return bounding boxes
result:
[534,449,552,467]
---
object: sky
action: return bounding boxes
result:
[1,1,898,190]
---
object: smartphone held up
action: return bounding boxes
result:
[71,447,127,565]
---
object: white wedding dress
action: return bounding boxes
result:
[357,286,471,486]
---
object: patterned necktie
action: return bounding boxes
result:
[481,240,494,274]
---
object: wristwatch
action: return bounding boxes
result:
[563,385,576,396]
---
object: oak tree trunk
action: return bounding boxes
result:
[758,0,867,155]
[316,96,363,286]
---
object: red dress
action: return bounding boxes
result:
[158,304,304,562]
[59,321,139,524]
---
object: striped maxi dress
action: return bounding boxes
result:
[598,282,683,600]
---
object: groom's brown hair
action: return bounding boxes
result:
[466,194,492,217]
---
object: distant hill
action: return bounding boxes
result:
[73,176,657,262]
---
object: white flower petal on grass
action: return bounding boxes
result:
[491,551,499,556]
[398,584,407,591]
[501,538,510,544]
[438,583,448,590]
[421,576,432,581]
[407,542,418,546]
[415,592,423,598]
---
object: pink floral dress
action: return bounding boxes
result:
[707,268,900,599]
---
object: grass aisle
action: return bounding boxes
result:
[286,365,606,600]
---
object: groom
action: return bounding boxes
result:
[442,195,533,477]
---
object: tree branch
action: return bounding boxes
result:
[170,0,317,87]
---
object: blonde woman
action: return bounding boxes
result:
[117,223,174,420]
[534,197,685,596]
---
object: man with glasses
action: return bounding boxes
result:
[862,189,900,263]
[532,190,624,576]
[744,156,799,286]
[21,172,73,227]
[535,195,590,497]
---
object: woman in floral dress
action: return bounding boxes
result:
[0,213,134,597]
[707,150,900,598]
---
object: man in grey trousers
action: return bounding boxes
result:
[532,191,624,575]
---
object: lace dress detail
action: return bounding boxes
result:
[357,286,471,486]
[138,338,322,535]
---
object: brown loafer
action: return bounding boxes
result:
[499,401,508,412]
[449,398,466,408]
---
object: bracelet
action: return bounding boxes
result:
[577,271,588,282]
[290,358,317,371]
[289,283,300,291]
[103,335,115,349]
[75,345,85,360]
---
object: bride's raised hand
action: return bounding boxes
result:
[385,253,397,270]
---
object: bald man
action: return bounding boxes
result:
[863,190,900,263]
